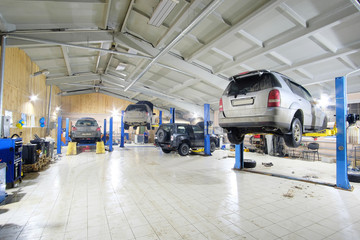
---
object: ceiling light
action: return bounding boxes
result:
[55,106,61,111]
[30,95,38,101]
[148,0,178,27]
[116,63,127,71]
[31,69,49,77]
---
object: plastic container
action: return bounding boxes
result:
[22,144,38,164]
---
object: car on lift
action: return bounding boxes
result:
[124,101,154,130]
[70,117,102,143]
[155,123,217,156]
[219,70,327,148]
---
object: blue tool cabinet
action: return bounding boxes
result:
[0,138,23,188]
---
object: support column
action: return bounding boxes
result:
[170,108,175,123]
[120,110,125,148]
[204,104,211,156]
[103,119,107,143]
[234,143,244,169]
[109,117,113,152]
[0,36,7,138]
[57,116,62,154]
[46,85,52,136]
[65,118,70,145]
[335,76,351,190]
[159,110,162,125]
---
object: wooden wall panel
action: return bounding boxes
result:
[2,47,61,144]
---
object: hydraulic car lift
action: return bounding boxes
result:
[57,116,113,154]
[234,76,352,191]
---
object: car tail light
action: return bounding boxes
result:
[268,89,280,107]
[146,112,150,116]
[72,127,77,131]
[219,98,224,112]
[96,127,101,131]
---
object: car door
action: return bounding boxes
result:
[301,87,323,128]
[192,125,204,147]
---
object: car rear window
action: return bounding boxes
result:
[126,104,147,111]
[160,124,174,133]
[75,119,98,127]
[226,73,280,96]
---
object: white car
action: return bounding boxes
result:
[219,70,327,148]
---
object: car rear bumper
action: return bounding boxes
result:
[219,111,292,134]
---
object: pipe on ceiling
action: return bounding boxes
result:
[123,0,224,91]
[6,34,152,60]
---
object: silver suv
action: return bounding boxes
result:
[124,101,154,130]
[219,70,327,148]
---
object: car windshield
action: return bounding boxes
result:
[227,73,280,96]
[126,105,147,111]
[75,119,98,127]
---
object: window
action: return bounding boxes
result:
[227,73,281,96]
[177,125,186,134]
[76,120,98,127]
[192,125,203,134]
[126,105,147,111]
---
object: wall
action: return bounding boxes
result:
[61,94,160,143]
[2,47,61,144]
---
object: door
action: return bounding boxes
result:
[192,125,204,147]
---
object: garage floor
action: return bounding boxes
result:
[1,146,360,240]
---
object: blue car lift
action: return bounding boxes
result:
[204,104,211,156]
[120,110,125,148]
[159,110,162,125]
[234,76,352,191]
[60,118,71,146]
[57,116,113,154]
[170,108,175,123]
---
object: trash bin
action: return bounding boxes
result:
[0,163,6,203]
[22,144,38,164]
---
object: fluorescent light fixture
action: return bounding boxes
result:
[31,69,49,77]
[30,95,38,101]
[148,0,178,27]
[116,63,127,71]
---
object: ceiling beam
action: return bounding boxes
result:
[187,0,285,61]
[102,0,112,29]
[6,30,113,47]
[169,78,199,94]
[94,42,103,73]
[60,46,73,76]
[47,74,100,85]
[217,3,358,74]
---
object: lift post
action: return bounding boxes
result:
[170,108,175,123]
[57,116,62,154]
[335,76,351,190]
[159,110,162,125]
[109,117,113,152]
[66,118,70,144]
[204,104,211,156]
[103,119,107,144]
[120,110,125,148]
[234,144,244,169]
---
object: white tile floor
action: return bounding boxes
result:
[1,145,360,240]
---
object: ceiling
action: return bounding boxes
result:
[1,0,360,118]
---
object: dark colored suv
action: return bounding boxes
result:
[155,123,217,156]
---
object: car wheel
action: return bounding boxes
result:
[210,141,216,153]
[124,123,129,130]
[133,126,137,130]
[244,159,256,168]
[178,142,190,156]
[157,129,169,142]
[348,170,360,183]
[284,118,302,148]
[162,148,171,154]
[146,123,151,130]
[227,129,245,145]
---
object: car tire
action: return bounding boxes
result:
[124,123,129,130]
[161,148,171,154]
[348,170,360,183]
[157,129,169,143]
[244,159,256,168]
[146,123,151,130]
[178,142,190,156]
[284,118,302,148]
[133,126,137,130]
[227,128,245,145]
[210,141,216,153]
